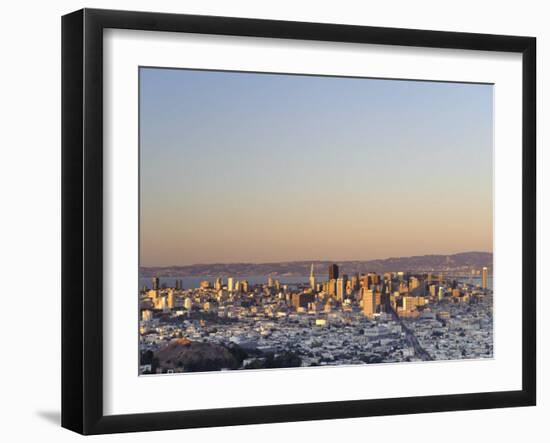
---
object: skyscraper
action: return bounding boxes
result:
[351,274,359,291]
[482,267,488,290]
[362,287,375,318]
[228,277,234,292]
[328,278,337,297]
[328,264,339,280]
[368,272,380,286]
[309,264,316,290]
[409,276,420,290]
[336,277,345,301]
[152,276,159,291]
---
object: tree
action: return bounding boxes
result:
[227,343,248,365]
[140,349,154,365]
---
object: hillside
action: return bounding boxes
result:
[155,339,240,372]
[140,251,493,277]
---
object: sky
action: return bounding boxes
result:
[139,67,493,267]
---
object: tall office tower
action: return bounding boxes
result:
[309,264,316,290]
[147,289,159,302]
[368,272,380,286]
[360,274,371,289]
[362,287,376,318]
[241,280,249,293]
[227,277,234,292]
[152,277,160,291]
[267,276,274,288]
[214,277,222,291]
[351,274,359,291]
[375,290,381,308]
[409,276,420,290]
[328,264,339,281]
[438,286,444,301]
[167,289,175,309]
[336,277,345,301]
[482,267,488,289]
[154,295,166,311]
[343,274,349,296]
[380,290,390,311]
[328,278,337,296]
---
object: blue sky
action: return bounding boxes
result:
[140,68,493,267]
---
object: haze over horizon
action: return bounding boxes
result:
[140,250,493,269]
[140,68,493,268]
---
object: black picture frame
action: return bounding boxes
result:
[62,8,536,435]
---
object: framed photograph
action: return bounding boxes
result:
[62,8,536,435]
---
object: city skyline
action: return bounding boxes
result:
[140,68,493,267]
[140,262,493,374]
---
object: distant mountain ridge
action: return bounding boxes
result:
[140,251,493,277]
